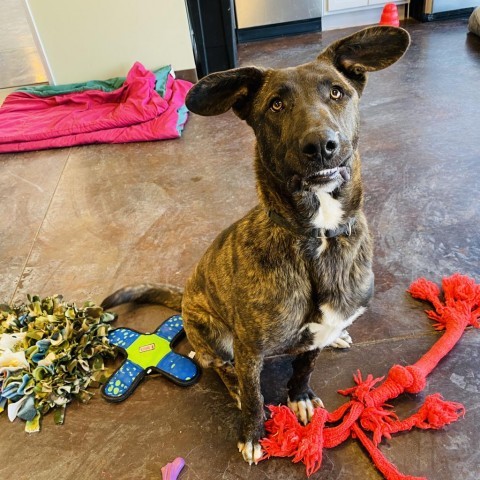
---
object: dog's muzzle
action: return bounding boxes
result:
[306,166,350,187]
[308,166,350,181]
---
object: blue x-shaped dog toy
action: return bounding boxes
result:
[102,315,200,402]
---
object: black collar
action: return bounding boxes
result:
[268,209,356,239]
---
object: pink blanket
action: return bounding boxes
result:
[0,63,192,153]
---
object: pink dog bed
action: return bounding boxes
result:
[0,63,192,153]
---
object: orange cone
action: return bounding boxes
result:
[379,3,400,27]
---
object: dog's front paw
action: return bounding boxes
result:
[237,439,263,465]
[288,390,324,425]
[329,329,353,349]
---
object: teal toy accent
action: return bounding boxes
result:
[102,315,200,402]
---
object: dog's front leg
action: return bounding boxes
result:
[287,349,324,425]
[234,342,265,465]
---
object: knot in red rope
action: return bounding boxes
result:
[261,405,329,477]
[388,365,426,394]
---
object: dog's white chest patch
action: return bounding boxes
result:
[307,305,365,350]
[311,191,344,230]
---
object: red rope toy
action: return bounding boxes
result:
[260,273,480,479]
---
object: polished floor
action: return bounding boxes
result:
[1,16,480,480]
[0,0,47,89]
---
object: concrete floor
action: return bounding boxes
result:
[1,13,480,480]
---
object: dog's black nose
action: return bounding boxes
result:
[301,129,339,161]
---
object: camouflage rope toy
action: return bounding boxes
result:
[0,295,116,432]
[102,314,200,402]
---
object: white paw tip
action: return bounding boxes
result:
[238,440,263,465]
[333,338,350,348]
[287,397,324,424]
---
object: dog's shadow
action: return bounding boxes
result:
[261,355,294,405]
[466,32,480,59]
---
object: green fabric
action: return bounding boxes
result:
[176,105,189,135]
[0,295,117,432]
[17,65,172,98]
[153,65,171,98]
[18,77,126,96]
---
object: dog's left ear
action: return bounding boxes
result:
[318,26,411,94]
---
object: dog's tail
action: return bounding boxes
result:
[101,283,183,311]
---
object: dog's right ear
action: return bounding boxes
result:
[185,67,265,120]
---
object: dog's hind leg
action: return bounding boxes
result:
[213,362,241,409]
[287,349,324,425]
[182,313,242,407]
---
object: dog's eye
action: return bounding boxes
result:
[330,87,344,100]
[269,98,284,112]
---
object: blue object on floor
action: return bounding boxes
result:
[102,315,200,402]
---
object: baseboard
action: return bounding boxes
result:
[175,68,198,83]
[237,17,322,43]
[417,8,475,22]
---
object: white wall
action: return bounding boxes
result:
[25,0,195,84]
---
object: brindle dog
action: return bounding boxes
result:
[102,26,410,465]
